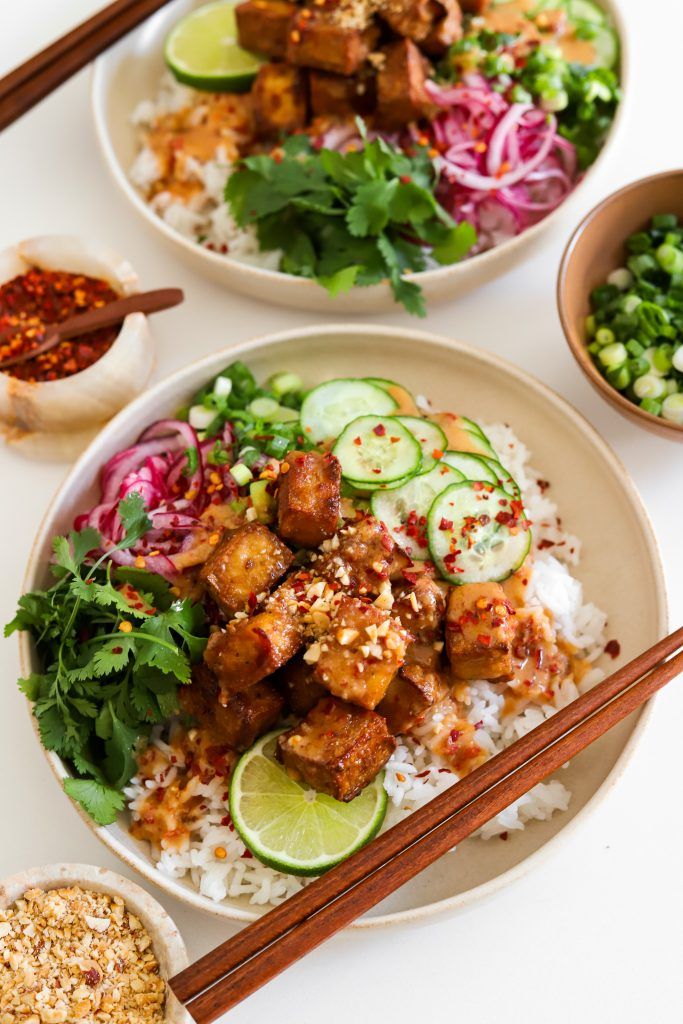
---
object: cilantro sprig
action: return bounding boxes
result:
[225,129,477,316]
[5,493,207,825]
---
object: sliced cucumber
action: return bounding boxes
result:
[480,456,521,498]
[333,416,422,487]
[441,450,499,486]
[591,24,618,67]
[364,377,403,392]
[371,462,464,560]
[396,416,447,472]
[567,0,606,24]
[300,379,396,444]
[427,482,531,584]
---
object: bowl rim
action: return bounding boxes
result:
[89,0,629,302]
[17,322,668,929]
[557,168,683,440]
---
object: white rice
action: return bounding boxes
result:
[125,423,609,906]
[129,74,280,268]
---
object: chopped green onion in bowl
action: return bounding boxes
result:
[585,213,683,426]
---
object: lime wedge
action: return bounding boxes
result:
[164,1,264,93]
[229,731,388,876]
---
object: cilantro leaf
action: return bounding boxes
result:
[63,778,125,825]
[117,492,152,548]
[52,527,102,578]
[224,127,477,316]
[431,221,478,265]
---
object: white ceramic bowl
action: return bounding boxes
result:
[0,235,155,461]
[17,324,666,927]
[0,863,189,1023]
[91,0,628,313]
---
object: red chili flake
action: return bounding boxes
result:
[241,849,254,859]
[477,634,492,647]
[353,436,362,446]
[478,514,490,525]
[390,436,401,443]
[537,479,550,492]
[448,729,461,744]
[111,646,123,655]
[372,467,382,474]
[538,538,555,549]
[220,815,231,826]
[433,448,444,460]
[399,174,412,184]
[372,423,386,436]
[0,268,121,382]
[499,831,509,841]
[472,481,485,491]
[439,517,453,531]
[247,592,258,611]
[83,968,101,987]
[605,639,621,659]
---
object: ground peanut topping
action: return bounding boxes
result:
[0,886,165,1024]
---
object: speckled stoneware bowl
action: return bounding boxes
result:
[17,324,667,928]
[0,863,189,1023]
[90,0,628,313]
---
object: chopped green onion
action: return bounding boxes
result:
[607,267,632,291]
[656,244,683,276]
[230,463,254,486]
[672,345,683,373]
[606,365,630,391]
[584,314,597,337]
[651,345,673,374]
[598,342,627,369]
[633,374,666,400]
[268,372,303,398]
[595,326,615,347]
[213,375,233,398]
[661,392,683,424]
[248,397,281,419]
[188,405,217,430]
[625,338,645,358]
[652,213,678,231]
[639,397,663,416]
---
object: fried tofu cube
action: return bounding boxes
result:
[310,595,410,709]
[392,577,446,643]
[274,655,327,716]
[235,0,297,58]
[252,63,308,136]
[379,0,440,42]
[377,662,445,734]
[286,12,379,75]
[277,450,341,548]
[423,0,463,54]
[376,39,436,130]
[198,522,293,618]
[318,515,396,596]
[204,598,302,694]
[181,664,284,751]
[445,582,515,680]
[310,70,363,117]
[277,696,396,801]
[459,0,490,12]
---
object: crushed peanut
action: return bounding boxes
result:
[0,886,165,1024]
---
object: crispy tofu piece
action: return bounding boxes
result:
[274,655,327,716]
[318,515,396,596]
[251,63,308,136]
[379,0,460,47]
[277,450,342,548]
[310,70,364,117]
[235,0,297,58]
[286,12,379,75]
[198,522,293,618]
[376,39,436,130]
[507,607,570,702]
[377,662,445,734]
[181,664,284,751]
[445,582,515,680]
[459,0,490,12]
[277,696,395,801]
[204,597,303,694]
[392,577,446,643]
[423,0,463,54]
[310,595,410,709]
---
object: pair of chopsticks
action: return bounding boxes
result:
[170,626,683,1023]
[0,0,172,132]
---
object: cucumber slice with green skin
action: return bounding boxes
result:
[480,456,521,498]
[364,377,403,392]
[333,416,422,487]
[371,462,464,560]
[441,450,499,486]
[567,0,606,24]
[590,24,618,67]
[463,429,497,460]
[427,482,531,584]
[396,416,447,471]
[300,379,397,444]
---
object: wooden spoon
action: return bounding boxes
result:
[0,287,184,371]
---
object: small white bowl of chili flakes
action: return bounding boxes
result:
[0,863,189,1023]
[0,235,155,461]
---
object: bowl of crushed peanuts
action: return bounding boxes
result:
[0,863,189,1023]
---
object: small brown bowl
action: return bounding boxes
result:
[557,169,683,442]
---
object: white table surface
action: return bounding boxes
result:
[1,2,681,1020]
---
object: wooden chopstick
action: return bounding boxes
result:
[170,624,683,1012]
[183,643,683,1024]
[0,0,172,132]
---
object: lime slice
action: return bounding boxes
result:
[164,1,264,93]
[229,731,388,876]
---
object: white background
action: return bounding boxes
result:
[0,2,681,1021]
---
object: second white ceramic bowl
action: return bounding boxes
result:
[91,0,628,313]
